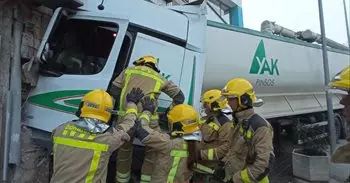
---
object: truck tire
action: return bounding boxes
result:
[334,113,345,139]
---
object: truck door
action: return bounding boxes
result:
[127,32,185,112]
[23,8,129,132]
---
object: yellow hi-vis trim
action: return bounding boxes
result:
[208,122,220,131]
[139,113,151,122]
[140,174,151,183]
[208,148,214,160]
[126,108,137,115]
[69,131,76,137]
[241,169,252,183]
[85,150,101,183]
[241,169,269,183]
[194,163,215,174]
[151,114,159,120]
[259,176,269,183]
[167,150,189,183]
[119,71,132,114]
[116,171,131,183]
[119,68,164,114]
[53,137,109,183]
[246,130,252,139]
[150,80,162,99]
[239,125,253,140]
[53,137,108,151]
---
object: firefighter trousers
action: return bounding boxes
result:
[116,120,160,183]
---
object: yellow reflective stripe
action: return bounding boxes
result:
[150,81,162,99]
[259,176,269,183]
[182,143,187,150]
[53,137,108,151]
[208,148,214,160]
[151,114,159,120]
[126,108,137,115]
[167,156,180,182]
[116,171,130,183]
[194,163,215,174]
[87,135,95,140]
[119,72,132,113]
[63,130,68,136]
[167,150,189,182]
[69,131,76,137]
[78,133,86,138]
[170,150,188,157]
[241,169,251,183]
[239,126,244,133]
[230,122,235,128]
[246,130,252,139]
[199,119,206,124]
[208,122,220,131]
[140,113,150,122]
[120,68,164,114]
[85,150,101,183]
[140,174,151,182]
[127,68,164,84]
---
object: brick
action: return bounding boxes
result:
[24,22,35,34]
[33,27,41,40]
[22,32,34,47]
[34,38,41,49]
[31,10,42,27]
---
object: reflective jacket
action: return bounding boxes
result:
[135,116,194,183]
[199,113,231,163]
[112,65,183,117]
[223,109,274,183]
[50,103,137,183]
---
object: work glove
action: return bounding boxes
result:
[133,119,150,141]
[126,88,144,104]
[141,96,156,113]
[213,166,226,181]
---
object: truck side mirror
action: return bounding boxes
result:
[41,42,53,62]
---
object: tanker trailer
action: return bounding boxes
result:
[204,20,350,150]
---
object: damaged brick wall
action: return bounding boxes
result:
[0,3,52,179]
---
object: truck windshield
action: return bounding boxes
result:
[39,18,119,76]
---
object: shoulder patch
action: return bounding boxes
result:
[217,114,230,125]
[249,114,268,131]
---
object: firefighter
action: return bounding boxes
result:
[329,66,350,164]
[50,88,145,183]
[131,95,203,183]
[193,89,232,182]
[109,55,185,183]
[214,78,274,183]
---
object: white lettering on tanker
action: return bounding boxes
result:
[250,40,279,87]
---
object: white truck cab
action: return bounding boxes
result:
[23,0,207,145]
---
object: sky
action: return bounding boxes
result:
[207,0,350,45]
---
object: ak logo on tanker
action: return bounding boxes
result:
[250,40,279,87]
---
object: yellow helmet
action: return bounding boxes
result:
[328,66,350,93]
[167,104,200,137]
[78,89,113,123]
[221,78,257,108]
[133,55,160,72]
[201,89,228,112]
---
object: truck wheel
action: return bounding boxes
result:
[334,113,344,140]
